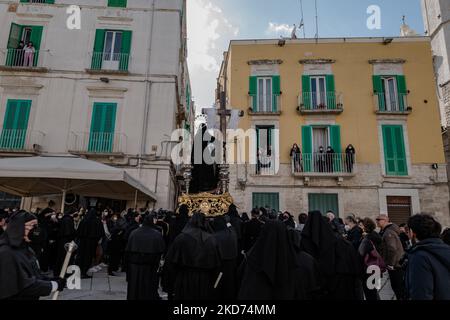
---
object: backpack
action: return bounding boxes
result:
[364,240,387,273]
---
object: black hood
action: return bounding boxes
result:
[0,211,37,248]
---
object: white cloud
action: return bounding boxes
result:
[187,0,239,110]
[266,22,292,37]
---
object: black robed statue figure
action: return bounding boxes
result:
[190,123,220,194]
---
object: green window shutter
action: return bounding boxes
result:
[308,194,339,217]
[6,23,23,66]
[91,29,105,70]
[119,30,132,71]
[373,75,385,111]
[0,100,31,150]
[272,75,280,112]
[108,0,127,8]
[382,125,407,176]
[89,103,117,153]
[302,126,312,172]
[252,193,279,211]
[326,75,336,109]
[330,125,342,171]
[396,75,407,111]
[393,125,408,175]
[249,76,257,111]
[302,75,311,110]
[29,26,43,67]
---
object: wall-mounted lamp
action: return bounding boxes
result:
[383,38,393,45]
[100,77,110,83]
[432,163,439,170]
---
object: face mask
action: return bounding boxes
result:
[344,225,351,232]
[28,226,42,243]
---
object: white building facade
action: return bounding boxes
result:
[422,0,450,127]
[0,0,193,211]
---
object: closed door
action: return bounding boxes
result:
[103,31,122,70]
[0,100,31,150]
[387,196,412,225]
[88,103,117,153]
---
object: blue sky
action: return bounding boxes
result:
[187,0,424,109]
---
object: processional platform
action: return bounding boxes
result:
[177,192,234,217]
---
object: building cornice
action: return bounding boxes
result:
[247,59,283,65]
[299,59,336,65]
[369,59,406,64]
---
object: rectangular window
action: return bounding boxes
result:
[310,76,327,109]
[252,193,279,211]
[308,193,339,217]
[6,23,43,67]
[88,103,117,153]
[382,125,408,176]
[256,125,275,175]
[387,196,412,226]
[257,77,273,112]
[373,75,407,112]
[91,29,132,71]
[0,99,32,150]
[302,125,342,173]
[108,0,127,8]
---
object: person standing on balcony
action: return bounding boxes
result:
[316,146,326,173]
[345,144,356,173]
[290,143,302,173]
[326,146,335,173]
[23,42,35,67]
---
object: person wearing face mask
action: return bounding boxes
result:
[316,146,326,173]
[0,211,66,300]
[344,215,363,250]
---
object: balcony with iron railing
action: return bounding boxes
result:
[291,153,356,177]
[297,92,344,114]
[255,155,276,176]
[248,94,282,115]
[0,48,49,72]
[0,129,45,154]
[20,0,50,3]
[68,132,128,156]
[87,52,131,74]
[373,92,411,115]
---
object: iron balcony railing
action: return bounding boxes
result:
[0,129,45,152]
[298,91,344,112]
[90,52,131,71]
[3,48,48,68]
[255,154,276,175]
[249,94,281,113]
[291,153,355,174]
[69,132,127,154]
[22,0,47,3]
[374,92,409,113]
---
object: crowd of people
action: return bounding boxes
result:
[0,201,449,301]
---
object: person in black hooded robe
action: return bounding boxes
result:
[165,212,221,300]
[238,220,298,300]
[54,209,76,277]
[0,211,66,300]
[286,226,321,299]
[300,211,363,300]
[75,208,104,278]
[125,214,165,300]
[212,216,239,300]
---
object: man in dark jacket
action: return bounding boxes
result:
[377,214,406,300]
[405,214,450,300]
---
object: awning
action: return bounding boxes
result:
[0,156,156,204]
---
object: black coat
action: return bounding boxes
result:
[405,238,450,300]
[346,226,363,250]
[242,218,263,252]
[125,224,165,300]
[0,212,53,300]
[165,214,221,300]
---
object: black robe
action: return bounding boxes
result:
[238,221,297,300]
[0,212,53,300]
[165,213,221,300]
[75,209,104,276]
[212,217,239,300]
[300,211,363,300]
[125,223,165,300]
[54,214,75,276]
[242,217,263,252]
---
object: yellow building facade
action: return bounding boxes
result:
[218,37,450,226]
